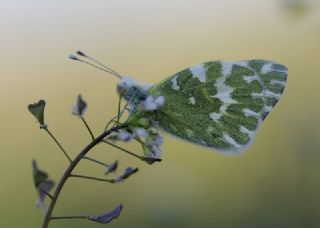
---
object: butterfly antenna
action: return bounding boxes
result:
[76,51,122,79]
[69,53,122,79]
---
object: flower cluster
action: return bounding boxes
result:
[110,77,165,162]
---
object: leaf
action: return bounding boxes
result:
[28,100,46,126]
[88,204,123,224]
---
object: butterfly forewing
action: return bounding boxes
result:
[148,60,287,153]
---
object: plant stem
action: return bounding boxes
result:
[81,117,95,141]
[83,156,109,167]
[102,140,143,160]
[70,174,113,183]
[44,128,72,163]
[41,124,126,228]
[50,216,87,220]
[116,96,122,125]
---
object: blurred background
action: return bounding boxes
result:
[0,0,319,227]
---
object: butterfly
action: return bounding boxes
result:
[146,60,288,153]
[70,52,287,154]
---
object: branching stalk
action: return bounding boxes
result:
[41,124,126,228]
[70,174,113,183]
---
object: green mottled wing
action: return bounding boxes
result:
[148,60,287,153]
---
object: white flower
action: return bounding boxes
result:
[140,96,158,111]
[151,135,163,146]
[117,130,132,142]
[117,77,134,93]
[145,145,162,159]
[133,128,148,138]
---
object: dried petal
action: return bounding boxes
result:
[105,160,118,175]
[72,94,87,117]
[88,204,123,224]
[32,160,54,208]
[113,167,138,183]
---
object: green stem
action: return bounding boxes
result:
[44,128,72,163]
[116,96,122,125]
[70,174,113,183]
[41,124,126,228]
[83,156,109,167]
[81,117,95,141]
[50,216,87,220]
[102,140,143,160]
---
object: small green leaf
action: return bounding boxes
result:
[88,204,123,224]
[28,100,46,126]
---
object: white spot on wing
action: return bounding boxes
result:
[223,133,242,148]
[189,64,206,82]
[243,108,260,117]
[188,97,196,105]
[171,76,180,91]
[243,75,259,83]
[207,126,214,133]
[212,64,238,115]
[265,90,281,98]
[261,62,273,74]
[185,129,194,137]
[235,61,249,67]
[264,106,273,112]
[240,126,253,136]
[209,112,221,121]
[220,61,234,76]
[270,80,286,86]
[252,91,280,99]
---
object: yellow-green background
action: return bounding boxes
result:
[1,0,319,227]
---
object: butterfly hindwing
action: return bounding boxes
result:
[149,60,287,153]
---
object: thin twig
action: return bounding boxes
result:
[70,174,113,183]
[50,216,87,220]
[81,117,95,141]
[83,156,109,167]
[116,96,122,125]
[102,140,143,160]
[44,128,72,163]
